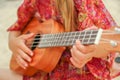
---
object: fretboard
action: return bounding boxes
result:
[32,29,103,48]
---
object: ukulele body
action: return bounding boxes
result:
[10,18,65,76]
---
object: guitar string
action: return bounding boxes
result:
[28,29,118,37]
[100,38,120,43]
[28,29,98,37]
[25,30,120,47]
[27,39,119,48]
[27,38,120,48]
[24,30,119,47]
[26,30,120,42]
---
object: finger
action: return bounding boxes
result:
[71,45,85,61]
[16,55,28,69]
[71,48,92,62]
[71,51,84,64]
[75,40,87,53]
[21,33,34,40]
[71,46,90,64]
[70,57,85,68]
[18,49,32,62]
[75,40,95,53]
[71,45,93,64]
[20,43,33,56]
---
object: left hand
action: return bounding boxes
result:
[70,26,98,68]
[70,40,95,68]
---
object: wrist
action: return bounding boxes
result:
[8,31,21,50]
[9,31,21,39]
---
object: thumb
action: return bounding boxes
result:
[21,33,34,40]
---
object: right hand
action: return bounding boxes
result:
[9,33,34,69]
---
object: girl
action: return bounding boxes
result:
[0,0,120,80]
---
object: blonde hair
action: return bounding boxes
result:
[55,0,77,32]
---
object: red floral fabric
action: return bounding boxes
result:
[8,0,119,80]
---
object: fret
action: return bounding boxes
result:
[81,31,86,44]
[87,30,92,44]
[54,34,58,46]
[56,33,62,46]
[39,34,48,47]
[37,29,103,48]
[75,32,80,40]
[63,33,68,46]
[55,34,61,46]
[51,34,56,46]
[49,34,53,46]
[70,32,75,45]
[94,29,103,44]
[66,32,74,46]
[83,32,88,44]
[66,33,71,46]
[59,33,65,46]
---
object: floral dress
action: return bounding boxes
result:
[7,0,119,80]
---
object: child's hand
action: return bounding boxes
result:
[70,40,95,68]
[9,33,34,69]
[70,26,97,68]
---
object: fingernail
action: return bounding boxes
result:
[30,52,33,56]
[25,63,28,67]
[28,58,31,62]
[76,40,79,43]
[23,67,26,69]
[30,33,34,35]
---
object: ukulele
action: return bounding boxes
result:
[10,17,120,76]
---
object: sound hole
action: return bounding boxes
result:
[31,34,41,50]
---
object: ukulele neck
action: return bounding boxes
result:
[35,29,103,48]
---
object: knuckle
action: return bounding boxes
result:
[80,47,87,53]
[18,35,24,39]
[70,48,74,53]
[24,55,31,62]
[17,43,22,48]
[15,51,28,68]
[21,34,26,37]
[81,49,87,53]
[26,49,30,53]
[72,46,76,52]
[22,54,28,60]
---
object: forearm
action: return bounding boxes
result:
[9,31,21,39]
[8,31,21,51]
